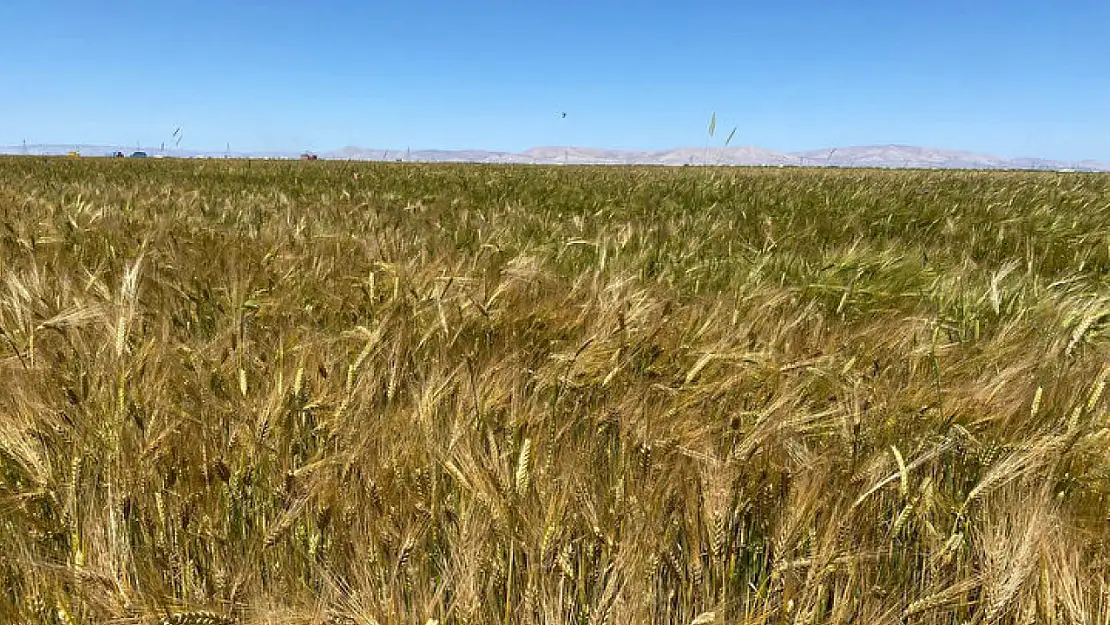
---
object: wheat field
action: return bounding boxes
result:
[1,157,1110,624]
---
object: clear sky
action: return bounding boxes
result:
[1,1,1108,160]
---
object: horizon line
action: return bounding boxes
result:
[2,141,1109,165]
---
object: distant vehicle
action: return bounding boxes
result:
[67,151,80,157]
[130,151,148,158]
[113,151,125,158]
[300,153,318,161]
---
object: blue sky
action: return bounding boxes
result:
[1,1,1108,160]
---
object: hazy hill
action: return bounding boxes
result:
[3,143,1107,171]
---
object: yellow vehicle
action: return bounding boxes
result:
[67,151,80,157]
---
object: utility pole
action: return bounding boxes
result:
[560,111,568,166]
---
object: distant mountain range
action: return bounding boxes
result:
[3,143,1108,172]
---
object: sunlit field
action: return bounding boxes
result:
[2,157,1110,624]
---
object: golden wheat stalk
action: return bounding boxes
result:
[159,611,235,625]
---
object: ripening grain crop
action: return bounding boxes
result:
[1,157,1110,624]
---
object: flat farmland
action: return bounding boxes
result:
[2,158,1109,624]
